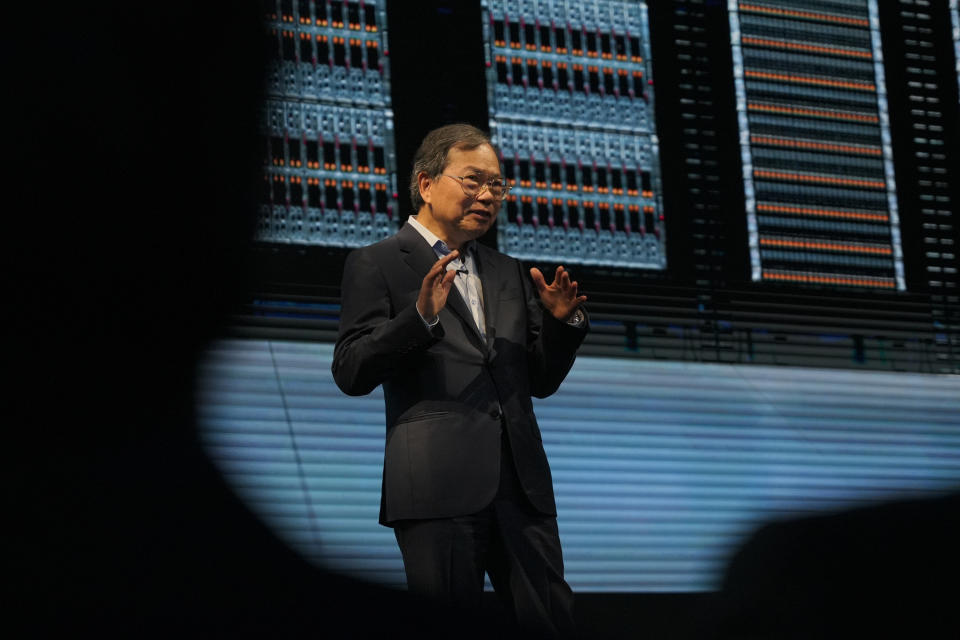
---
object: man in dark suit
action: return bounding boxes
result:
[332,124,588,637]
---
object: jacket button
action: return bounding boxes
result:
[489,408,501,420]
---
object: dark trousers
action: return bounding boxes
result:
[393,432,576,638]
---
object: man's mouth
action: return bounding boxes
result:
[467,209,494,220]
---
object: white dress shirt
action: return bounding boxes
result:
[408,216,486,338]
[406,217,585,332]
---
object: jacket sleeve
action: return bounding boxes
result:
[331,247,442,396]
[520,260,589,399]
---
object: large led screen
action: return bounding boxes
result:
[197,339,960,592]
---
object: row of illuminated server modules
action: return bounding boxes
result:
[271,33,652,102]
[267,25,386,104]
[271,26,384,73]
[270,0,652,53]
[268,137,656,205]
[267,6,646,70]
[268,58,653,123]
[270,30,650,115]
[269,62,387,108]
[257,201,665,265]
[492,54,650,100]
[269,0,381,33]
[491,73,651,126]
[262,165,663,258]
[490,15,646,65]
[265,171,659,232]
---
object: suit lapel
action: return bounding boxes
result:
[397,223,485,351]
[442,286,478,344]
[398,222,436,277]
[475,243,501,339]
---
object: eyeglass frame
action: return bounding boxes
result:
[441,173,513,201]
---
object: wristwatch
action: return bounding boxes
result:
[567,308,585,327]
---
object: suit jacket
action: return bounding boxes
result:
[332,222,588,525]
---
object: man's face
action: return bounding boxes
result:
[418,143,502,248]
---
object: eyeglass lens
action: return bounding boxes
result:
[461,176,507,199]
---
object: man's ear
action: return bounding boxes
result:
[418,171,433,205]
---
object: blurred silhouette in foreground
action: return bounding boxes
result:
[7,3,524,637]
[713,490,960,639]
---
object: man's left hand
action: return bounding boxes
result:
[530,266,587,322]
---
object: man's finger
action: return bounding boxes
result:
[529,267,547,292]
[437,249,459,267]
[423,250,460,286]
[427,250,460,276]
[429,268,457,291]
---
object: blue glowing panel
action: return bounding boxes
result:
[483,0,666,269]
[729,0,905,289]
[197,339,960,592]
[259,0,399,246]
[952,1,960,93]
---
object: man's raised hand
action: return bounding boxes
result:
[416,250,460,321]
[530,265,587,322]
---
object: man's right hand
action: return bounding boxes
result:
[416,250,460,321]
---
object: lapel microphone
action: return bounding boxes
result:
[435,238,469,275]
[453,248,469,275]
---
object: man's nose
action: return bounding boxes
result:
[475,183,496,203]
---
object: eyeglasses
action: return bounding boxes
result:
[443,174,512,201]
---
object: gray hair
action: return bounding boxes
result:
[409,124,497,212]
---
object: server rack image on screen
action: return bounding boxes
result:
[953,1,960,93]
[483,0,666,269]
[260,0,398,247]
[729,0,906,290]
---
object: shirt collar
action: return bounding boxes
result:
[407,216,476,260]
